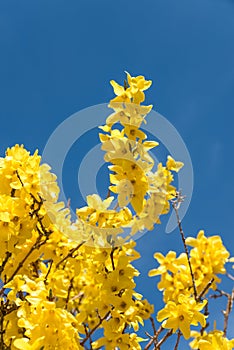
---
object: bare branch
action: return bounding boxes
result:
[172,194,197,300]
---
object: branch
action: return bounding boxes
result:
[172,197,197,300]
[226,272,234,281]
[0,252,12,277]
[65,277,74,310]
[153,329,173,349]
[197,278,214,301]
[150,317,157,335]
[80,310,111,346]
[0,300,5,350]
[44,260,53,283]
[174,331,181,350]
[144,325,163,350]
[6,234,47,284]
[200,302,209,336]
[56,242,84,269]
[110,247,117,271]
[223,289,234,336]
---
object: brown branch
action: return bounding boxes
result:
[16,171,52,238]
[80,310,111,346]
[200,302,209,336]
[174,331,181,350]
[223,289,234,336]
[0,300,5,350]
[209,289,224,299]
[65,277,74,310]
[172,200,197,300]
[0,252,12,277]
[106,187,111,199]
[154,329,173,349]
[149,317,158,347]
[44,260,53,283]
[144,325,163,350]
[110,247,117,271]
[150,316,157,335]
[56,242,84,269]
[83,324,93,350]
[197,278,214,301]
[6,235,47,284]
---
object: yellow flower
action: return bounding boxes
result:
[110,79,132,103]
[4,275,25,301]
[109,159,148,214]
[126,72,152,104]
[166,155,184,172]
[186,230,230,293]
[77,194,132,230]
[107,102,153,128]
[124,124,147,141]
[148,251,179,277]
[14,337,45,350]
[157,296,207,339]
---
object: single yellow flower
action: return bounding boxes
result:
[110,80,132,103]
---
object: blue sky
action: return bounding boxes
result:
[0,0,234,348]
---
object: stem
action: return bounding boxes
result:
[172,202,197,300]
[174,331,181,350]
[0,252,12,277]
[110,247,117,270]
[144,325,163,350]
[44,260,53,283]
[56,242,84,268]
[226,272,234,281]
[6,235,46,284]
[80,311,111,346]
[223,289,234,336]
[154,329,173,349]
[197,278,214,301]
[150,316,157,335]
[65,277,74,310]
[0,301,5,350]
[200,302,209,336]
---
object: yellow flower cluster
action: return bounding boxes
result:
[149,230,232,342]
[0,73,160,349]
[0,72,233,349]
[97,72,183,238]
[190,330,234,350]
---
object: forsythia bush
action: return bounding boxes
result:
[0,72,233,350]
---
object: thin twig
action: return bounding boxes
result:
[154,329,173,349]
[226,272,234,281]
[150,317,158,347]
[223,289,234,336]
[80,310,111,346]
[0,300,5,350]
[172,199,197,300]
[144,325,163,350]
[65,277,74,310]
[0,252,12,276]
[174,331,181,350]
[200,302,209,336]
[110,247,117,270]
[150,317,157,335]
[44,260,53,283]
[6,235,47,284]
[197,278,214,301]
[56,242,84,268]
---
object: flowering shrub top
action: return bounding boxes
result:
[0,73,233,350]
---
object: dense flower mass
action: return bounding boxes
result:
[0,73,233,349]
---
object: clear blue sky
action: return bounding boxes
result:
[0,0,234,348]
